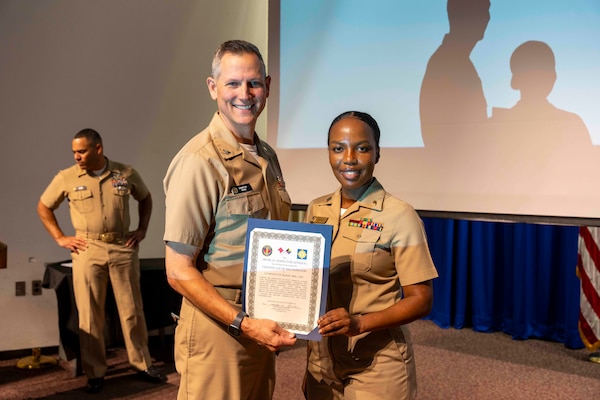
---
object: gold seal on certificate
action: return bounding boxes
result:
[243,218,332,340]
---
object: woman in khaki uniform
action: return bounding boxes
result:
[304,111,439,399]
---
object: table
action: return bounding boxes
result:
[42,258,181,374]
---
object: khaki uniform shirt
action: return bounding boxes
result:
[307,178,438,315]
[40,158,149,235]
[163,112,291,287]
[305,178,438,386]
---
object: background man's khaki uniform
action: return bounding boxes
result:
[40,159,153,379]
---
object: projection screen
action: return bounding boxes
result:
[267,0,600,221]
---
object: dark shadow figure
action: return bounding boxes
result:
[419,0,491,149]
[484,40,596,195]
[490,40,590,150]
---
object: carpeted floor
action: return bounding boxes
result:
[1,319,599,399]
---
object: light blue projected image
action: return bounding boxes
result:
[277,0,600,148]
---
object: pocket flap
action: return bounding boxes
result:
[226,191,265,215]
[71,189,92,201]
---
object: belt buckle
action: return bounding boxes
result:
[100,233,116,243]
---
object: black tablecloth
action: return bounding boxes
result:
[42,258,181,363]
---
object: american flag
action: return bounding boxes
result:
[577,226,600,351]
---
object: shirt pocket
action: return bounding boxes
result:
[275,188,292,217]
[343,229,382,273]
[70,189,94,214]
[112,186,130,209]
[277,187,292,207]
[225,191,265,216]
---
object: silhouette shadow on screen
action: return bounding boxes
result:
[419,0,490,149]
[482,40,596,194]
[417,1,598,203]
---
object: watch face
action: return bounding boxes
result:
[228,324,241,337]
[228,311,247,337]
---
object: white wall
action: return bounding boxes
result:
[0,0,268,352]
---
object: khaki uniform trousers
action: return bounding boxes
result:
[71,239,152,379]
[305,329,417,400]
[175,297,276,400]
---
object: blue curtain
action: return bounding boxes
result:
[422,217,583,349]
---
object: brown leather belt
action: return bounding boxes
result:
[215,287,242,304]
[77,231,125,243]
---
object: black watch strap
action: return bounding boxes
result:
[228,311,248,337]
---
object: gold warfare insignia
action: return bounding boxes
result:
[311,216,328,224]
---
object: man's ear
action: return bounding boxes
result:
[265,75,271,98]
[206,77,218,100]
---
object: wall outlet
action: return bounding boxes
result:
[32,280,42,296]
[15,281,26,296]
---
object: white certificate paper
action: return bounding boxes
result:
[243,218,332,340]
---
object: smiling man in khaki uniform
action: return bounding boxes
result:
[163,40,296,400]
[37,128,164,393]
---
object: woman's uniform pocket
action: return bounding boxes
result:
[343,229,382,273]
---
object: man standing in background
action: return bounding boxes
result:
[37,128,164,393]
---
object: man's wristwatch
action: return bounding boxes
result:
[228,311,248,337]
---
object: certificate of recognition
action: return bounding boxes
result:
[243,218,332,340]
